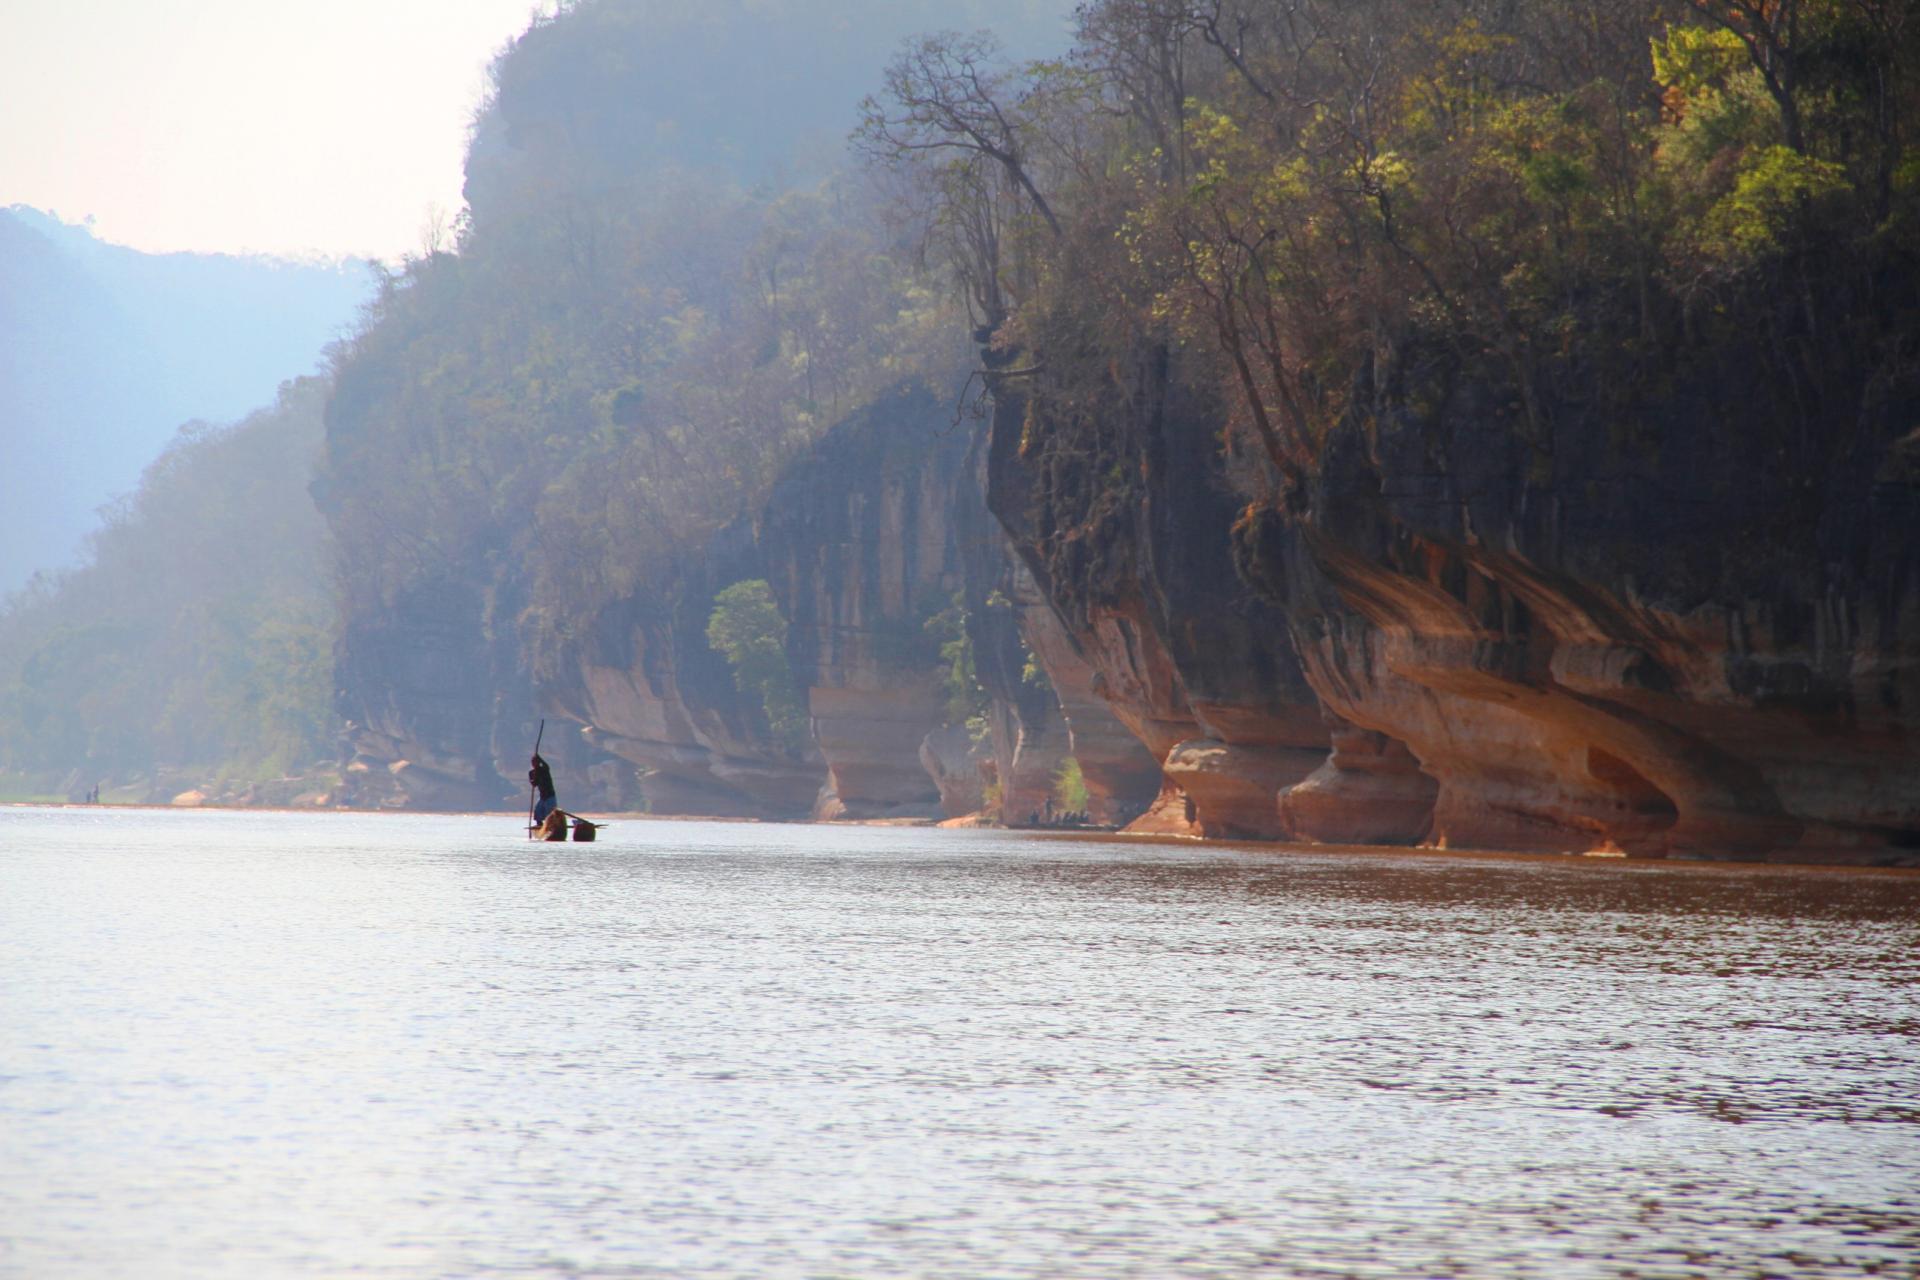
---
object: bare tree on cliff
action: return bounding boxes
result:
[856,31,1067,331]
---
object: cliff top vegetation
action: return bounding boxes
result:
[861,0,1918,509]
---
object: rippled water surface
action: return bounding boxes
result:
[2,807,1918,1278]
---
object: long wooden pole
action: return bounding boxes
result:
[527,718,545,839]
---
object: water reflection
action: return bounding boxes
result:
[1,808,1916,1278]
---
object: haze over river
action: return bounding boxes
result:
[2,807,1917,1277]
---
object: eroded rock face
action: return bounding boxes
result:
[759,387,977,820]
[547,522,822,819]
[564,639,820,818]
[1163,739,1324,841]
[920,723,988,818]
[1302,553,1918,861]
[1230,297,1920,864]
[952,475,1090,825]
[981,344,1332,840]
[1279,719,1439,846]
[331,381,1020,824]
[978,691,1068,825]
[804,685,949,818]
[1277,561,1713,854]
[980,258,1920,863]
[335,577,525,810]
[1005,574,1163,826]
[332,511,825,818]
[331,560,647,814]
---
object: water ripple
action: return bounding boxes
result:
[0,808,1916,1278]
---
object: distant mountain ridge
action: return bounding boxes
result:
[0,206,371,592]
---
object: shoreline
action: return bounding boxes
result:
[7,799,1918,878]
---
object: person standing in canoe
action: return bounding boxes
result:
[529,753,558,826]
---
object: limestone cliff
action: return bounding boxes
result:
[1220,271,1920,865]
[949,421,1152,828]
[982,261,1919,864]
[1229,315,1920,864]
[758,386,980,819]
[335,575,533,810]
[328,260,1919,862]
[543,520,823,818]
[329,380,1056,823]
[332,522,820,817]
[982,344,1335,839]
[1002,568,1163,827]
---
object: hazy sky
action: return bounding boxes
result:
[2,0,550,260]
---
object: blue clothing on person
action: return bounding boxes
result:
[530,753,558,824]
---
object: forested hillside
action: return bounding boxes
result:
[319,0,1073,809]
[0,0,1071,806]
[0,380,336,802]
[0,207,367,591]
[863,0,1917,510]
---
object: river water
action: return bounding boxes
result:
[2,807,1917,1278]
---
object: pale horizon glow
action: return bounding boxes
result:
[1,0,552,260]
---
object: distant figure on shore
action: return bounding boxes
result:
[530,754,557,825]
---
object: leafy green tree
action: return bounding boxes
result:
[923,592,992,733]
[707,580,809,754]
[1053,756,1088,812]
[861,0,1916,506]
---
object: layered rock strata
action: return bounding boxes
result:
[333,524,819,816]
[1278,719,1439,847]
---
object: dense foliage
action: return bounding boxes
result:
[862,0,1919,503]
[5,0,1070,795]
[318,0,1013,687]
[0,379,337,795]
[706,580,809,753]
